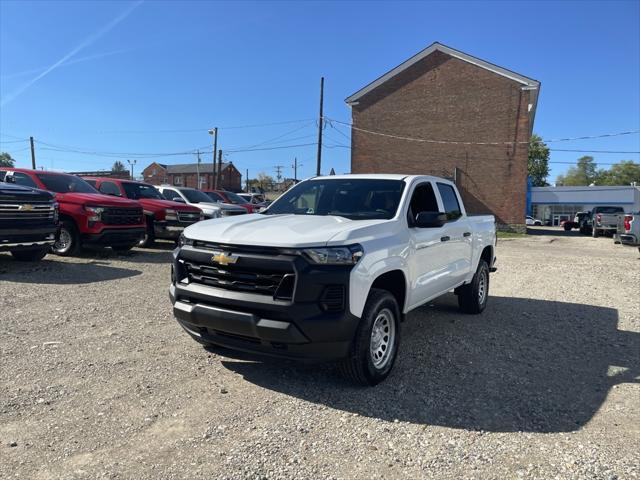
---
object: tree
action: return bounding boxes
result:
[596,161,640,186]
[527,133,550,186]
[111,160,127,174]
[255,172,275,191]
[0,152,15,167]
[556,156,598,186]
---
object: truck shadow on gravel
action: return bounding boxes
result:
[220,295,639,433]
[0,256,142,284]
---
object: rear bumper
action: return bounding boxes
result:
[619,234,639,246]
[82,228,145,246]
[0,226,57,251]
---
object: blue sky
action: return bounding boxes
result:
[1,0,639,183]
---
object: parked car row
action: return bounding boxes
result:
[0,167,266,261]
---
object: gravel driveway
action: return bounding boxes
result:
[1,230,638,479]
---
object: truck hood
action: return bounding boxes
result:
[0,183,53,202]
[184,214,389,248]
[137,198,200,212]
[54,192,141,208]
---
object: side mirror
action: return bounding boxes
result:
[4,175,15,183]
[172,197,186,203]
[414,211,447,228]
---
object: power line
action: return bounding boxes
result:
[326,117,640,146]
[548,149,640,154]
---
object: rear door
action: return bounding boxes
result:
[436,182,473,283]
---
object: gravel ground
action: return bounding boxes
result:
[1,229,638,479]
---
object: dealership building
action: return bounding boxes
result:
[530,185,640,226]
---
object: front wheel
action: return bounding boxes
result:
[138,217,155,248]
[339,289,401,386]
[11,247,49,261]
[52,221,80,256]
[457,260,490,314]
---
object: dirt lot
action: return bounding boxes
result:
[1,230,638,479]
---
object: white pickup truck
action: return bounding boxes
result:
[170,174,496,385]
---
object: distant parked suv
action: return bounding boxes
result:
[156,186,246,219]
[201,189,258,213]
[0,180,58,261]
[83,177,203,247]
[0,168,145,255]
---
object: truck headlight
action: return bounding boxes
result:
[178,233,194,247]
[85,205,105,222]
[303,245,363,265]
[165,208,178,221]
[206,209,221,219]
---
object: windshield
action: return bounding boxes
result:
[122,183,163,200]
[182,189,215,203]
[265,179,405,220]
[36,173,98,194]
[222,191,248,204]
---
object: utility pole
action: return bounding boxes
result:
[196,150,201,189]
[127,159,137,180]
[215,150,222,190]
[29,136,36,169]
[208,128,218,189]
[316,76,324,176]
[245,169,249,192]
[292,157,303,183]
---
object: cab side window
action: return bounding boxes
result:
[407,182,439,225]
[436,183,462,221]
[99,181,122,196]
[12,172,38,188]
[162,188,180,201]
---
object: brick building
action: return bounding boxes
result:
[346,42,540,231]
[142,162,243,192]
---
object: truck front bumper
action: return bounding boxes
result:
[169,247,360,362]
[82,228,145,246]
[153,221,190,240]
[0,226,57,252]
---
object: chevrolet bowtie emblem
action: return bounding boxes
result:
[20,204,34,211]
[211,252,238,266]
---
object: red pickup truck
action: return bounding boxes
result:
[0,168,145,255]
[83,177,203,247]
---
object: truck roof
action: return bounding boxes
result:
[309,174,452,183]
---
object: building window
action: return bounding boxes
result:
[152,168,157,176]
[174,176,182,186]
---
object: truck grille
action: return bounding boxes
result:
[183,260,295,299]
[177,211,201,224]
[222,210,246,217]
[102,207,143,226]
[0,202,55,226]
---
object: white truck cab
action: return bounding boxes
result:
[170,174,496,385]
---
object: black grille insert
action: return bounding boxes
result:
[102,207,142,226]
[320,285,346,312]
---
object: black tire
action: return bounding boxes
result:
[52,220,80,256]
[592,227,599,238]
[10,247,49,261]
[339,289,401,386]
[138,217,155,248]
[563,223,572,231]
[457,260,490,314]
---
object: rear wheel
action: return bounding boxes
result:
[52,220,80,256]
[339,289,400,386]
[11,247,49,261]
[563,223,572,231]
[457,260,490,314]
[592,227,599,238]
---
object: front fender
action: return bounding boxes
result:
[349,251,409,318]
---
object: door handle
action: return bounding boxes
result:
[440,236,450,242]
[463,232,471,237]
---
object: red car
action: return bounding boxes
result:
[201,189,258,213]
[0,168,145,256]
[83,177,203,247]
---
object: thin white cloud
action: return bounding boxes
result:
[1,48,133,80]
[1,0,143,107]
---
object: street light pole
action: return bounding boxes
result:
[127,159,137,180]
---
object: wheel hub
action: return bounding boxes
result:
[369,308,395,369]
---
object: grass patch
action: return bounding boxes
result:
[497,231,527,239]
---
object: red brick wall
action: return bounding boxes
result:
[142,163,168,185]
[350,51,532,228]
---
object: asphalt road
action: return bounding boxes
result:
[1,230,638,479]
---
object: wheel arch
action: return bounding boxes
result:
[370,270,407,319]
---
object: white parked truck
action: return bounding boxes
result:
[170,174,497,385]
